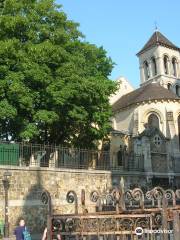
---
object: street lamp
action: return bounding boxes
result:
[2,170,12,238]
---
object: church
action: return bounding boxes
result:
[109,30,180,189]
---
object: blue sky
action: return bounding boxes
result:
[56,0,180,88]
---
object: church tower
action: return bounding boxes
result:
[137,30,180,96]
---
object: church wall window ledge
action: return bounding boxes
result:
[146,76,157,81]
[169,74,179,78]
[142,77,157,85]
[161,74,178,80]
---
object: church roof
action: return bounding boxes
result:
[137,31,180,55]
[112,83,179,112]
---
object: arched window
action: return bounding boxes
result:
[167,83,172,90]
[144,61,150,80]
[148,113,159,129]
[164,55,169,74]
[178,115,180,150]
[151,57,157,76]
[176,85,180,97]
[172,58,177,77]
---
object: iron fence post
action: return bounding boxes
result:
[173,211,180,240]
[162,192,168,240]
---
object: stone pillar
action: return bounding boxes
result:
[174,61,178,77]
[148,60,152,79]
[177,61,180,78]
[166,111,179,151]
[156,57,164,75]
[142,137,152,172]
[133,110,139,136]
[167,58,171,75]
[49,150,58,168]
[30,154,40,167]
[140,65,145,83]
[112,117,117,130]
[166,141,174,173]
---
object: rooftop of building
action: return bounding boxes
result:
[112,82,180,112]
[137,30,180,55]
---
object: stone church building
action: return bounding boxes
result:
[110,30,180,188]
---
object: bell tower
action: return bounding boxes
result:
[137,30,180,96]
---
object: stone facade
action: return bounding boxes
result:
[0,166,112,238]
[109,76,134,105]
[113,101,180,150]
[139,45,180,89]
[0,165,150,239]
[110,31,180,189]
[1,30,180,240]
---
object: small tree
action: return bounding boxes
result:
[0,0,117,147]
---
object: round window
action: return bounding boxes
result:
[154,135,161,145]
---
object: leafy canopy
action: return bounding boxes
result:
[0,0,117,147]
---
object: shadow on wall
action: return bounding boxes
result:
[15,170,47,240]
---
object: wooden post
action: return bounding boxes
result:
[173,211,180,240]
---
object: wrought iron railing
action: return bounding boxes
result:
[0,142,145,171]
[41,187,180,240]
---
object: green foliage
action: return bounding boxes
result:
[0,0,117,147]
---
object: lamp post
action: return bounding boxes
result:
[2,170,12,238]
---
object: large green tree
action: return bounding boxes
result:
[0,0,117,147]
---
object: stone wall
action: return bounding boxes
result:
[1,165,177,239]
[0,166,112,238]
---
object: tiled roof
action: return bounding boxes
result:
[112,83,179,112]
[137,31,179,55]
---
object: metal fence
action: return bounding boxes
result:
[0,142,145,171]
[44,187,180,240]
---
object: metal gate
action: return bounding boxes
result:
[41,187,180,240]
